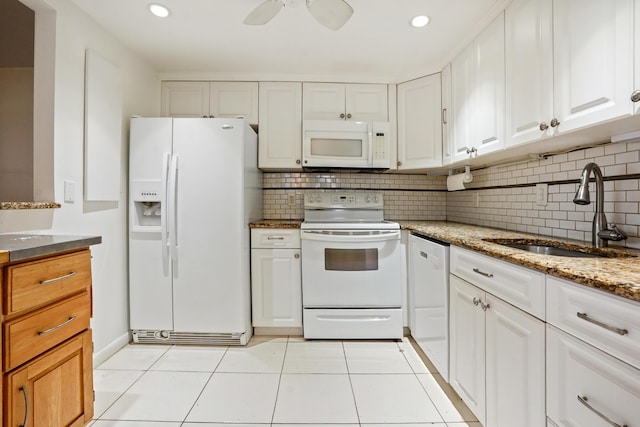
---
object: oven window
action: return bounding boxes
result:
[324,248,378,271]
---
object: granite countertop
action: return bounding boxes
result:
[0,202,61,210]
[400,221,640,303]
[250,220,302,229]
[0,234,102,262]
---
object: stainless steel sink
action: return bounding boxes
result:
[482,238,635,258]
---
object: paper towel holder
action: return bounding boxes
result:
[448,166,473,183]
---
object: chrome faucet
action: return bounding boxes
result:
[573,162,627,247]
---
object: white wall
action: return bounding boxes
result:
[0,0,160,358]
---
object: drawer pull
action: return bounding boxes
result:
[38,316,76,336]
[19,385,29,427]
[39,271,77,285]
[420,251,429,259]
[473,268,494,278]
[576,312,629,336]
[267,236,285,240]
[577,395,627,427]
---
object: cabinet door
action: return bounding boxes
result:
[161,81,210,118]
[485,294,545,427]
[441,64,453,165]
[634,0,640,115]
[345,84,388,121]
[473,12,505,157]
[209,82,259,124]
[5,330,93,427]
[303,83,346,120]
[450,43,476,163]
[258,82,303,170]
[397,75,442,170]
[553,0,633,133]
[251,248,302,328]
[505,0,553,148]
[449,275,486,425]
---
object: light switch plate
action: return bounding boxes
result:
[536,183,548,206]
[64,180,75,203]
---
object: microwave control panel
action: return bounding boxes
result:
[371,122,390,168]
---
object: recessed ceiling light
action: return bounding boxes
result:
[148,3,171,18]
[410,15,430,28]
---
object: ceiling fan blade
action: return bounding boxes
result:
[306,0,353,30]
[244,0,284,25]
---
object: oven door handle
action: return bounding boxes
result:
[301,230,400,242]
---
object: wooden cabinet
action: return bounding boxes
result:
[505,0,554,148]
[303,83,388,121]
[450,13,505,163]
[396,74,442,170]
[258,82,303,170]
[161,81,259,124]
[449,246,545,427]
[250,229,302,330]
[2,249,94,427]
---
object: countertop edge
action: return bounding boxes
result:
[1,235,102,263]
[0,201,62,210]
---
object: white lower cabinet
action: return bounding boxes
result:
[547,325,640,427]
[250,229,302,328]
[449,246,545,427]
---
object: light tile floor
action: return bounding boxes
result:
[90,336,480,427]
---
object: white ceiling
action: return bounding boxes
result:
[70,0,508,83]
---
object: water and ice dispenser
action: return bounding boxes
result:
[130,181,163,231]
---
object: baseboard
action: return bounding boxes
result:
[93,332,131,367]
[253,326,303,336]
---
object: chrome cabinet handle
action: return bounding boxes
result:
[480,302,490,311]
[340,113,345,119]
[473,297,481,306]
[39,271,76,285]
[19,385,29,427]
[419,251,429,259]
[631,90,640,103]
[397,161,402,166]
[576,312,629,336]
[577,395,627,427]
[38,316,76,336]
[267,236,285,240]
[442,108,448,124]
[472,268,494,278]
[296,159,301,165]
[539,122,549,131]
[550,118,560,127]
[294,253,300,259]
[347,113,352,119]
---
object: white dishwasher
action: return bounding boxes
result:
[408,232,450,381]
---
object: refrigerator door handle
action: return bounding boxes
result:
[161,152,171,263]
[168,154,179,261]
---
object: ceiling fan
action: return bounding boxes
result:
[244,0,354,31]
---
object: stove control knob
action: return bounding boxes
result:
[373,195,379,203]
[365,195,371,203]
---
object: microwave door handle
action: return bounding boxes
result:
[368,124,374,165]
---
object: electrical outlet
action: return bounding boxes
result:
[536,183,548,206]
[473,192,480,208]
[64,180,75,203]
[287,194,296,206]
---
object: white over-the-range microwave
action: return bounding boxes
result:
[302,120,391,170]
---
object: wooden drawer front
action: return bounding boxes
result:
[450,246,545,319]
[251,229,300,249]
[5,250,91,315]
[5,329,94,427]
[4,292,90,371]
[547,325,640,427]
[547,276,640,370]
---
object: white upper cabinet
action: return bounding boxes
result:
[450,13,505,164]
[303,83,388,121]
[634,0,640,115]
[505,0,554,148]
[441,64,453,165]
[553,0,633,134]
[161,81,259,124]
[397,74,443,170]
[258,82,303,170]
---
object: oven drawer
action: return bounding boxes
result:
[303,308,403,339]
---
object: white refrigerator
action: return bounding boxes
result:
[128,117,262,345]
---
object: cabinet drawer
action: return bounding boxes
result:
[4,250,92,315]
[547,276,640,370]
[547,325,640,427]
[4,292,91,370]
[251,229,300,249]
[450,246,545,319]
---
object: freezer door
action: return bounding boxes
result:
[129,118,174,331]
[170,118,250,333]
